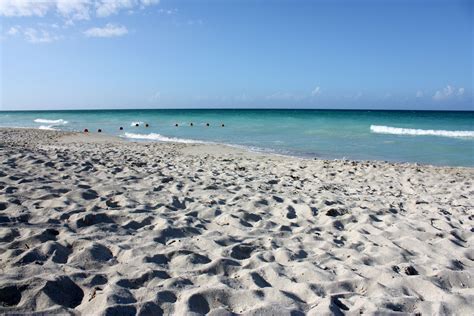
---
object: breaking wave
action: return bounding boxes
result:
[34,118,68,125]
[34,118,68,131]
[370,125,474,138]
[123,132,207,144]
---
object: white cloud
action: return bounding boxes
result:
[95,0,132,17]
[0,0,50,17]
[23,27,60,43]
[0,0,160,20]
[311,86,321,96]
[433,84,465,101]
[433,85,454,100]
[56,0,91,21]
[93,0,160,17]
[158,8,177,15]
[1,1,160,43]
[140,0,159,6]
[3,25,60,43]
[6,26,19,35]
[83,23,128,37]
[416,90,424,98]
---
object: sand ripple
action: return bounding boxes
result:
[0,128,473,315]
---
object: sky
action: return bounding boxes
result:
[0,0,472,111]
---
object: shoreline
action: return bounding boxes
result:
[2,127,472,170]
[0,127,473,314]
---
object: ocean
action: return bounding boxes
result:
[0,109,473,167]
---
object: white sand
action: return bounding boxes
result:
[0,128,473,315]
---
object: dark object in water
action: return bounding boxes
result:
[145,123,149,127]
[190,123,194,127]
[135,123,139,127]
[84,129,89,133]
[206,123,210,127]
[119,127,123,130]
[98,129,102,133]
[221,124,225,127]
[175,123,178,127]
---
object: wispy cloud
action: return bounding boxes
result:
[0,0,160,20]
[4,25,60,43]
[23,27,60,43]
[95,0,158,17]
[56,0,91,22]
[0,0,50,17]
[6,26,19,35]
[84,23,128,38]
[159,8,177,15]
[433,84,464,101]
[1,1,159,43]
[311,86,321,96]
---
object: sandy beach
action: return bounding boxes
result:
[0,128,472,315]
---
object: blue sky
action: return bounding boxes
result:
[0,0,472,110]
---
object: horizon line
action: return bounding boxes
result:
[1,107,473,112]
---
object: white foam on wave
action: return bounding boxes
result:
[34,118,68,125]
[34,118,68,130]
[123,133,300,159]
[38,125,57,131]
[123,132,207,144]
[130,121,144,127]
[370,125,474,138]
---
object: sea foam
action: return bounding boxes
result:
[38,125,57,130]
[34,118,68,131]
[370,125,474,138]
[34,119,68,125]
[123,132,206,144]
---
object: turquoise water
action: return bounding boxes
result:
[0,109,473,167]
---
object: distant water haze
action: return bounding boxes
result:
[1,109,473,167]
